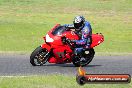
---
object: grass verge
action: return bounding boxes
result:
[0,75,131,88]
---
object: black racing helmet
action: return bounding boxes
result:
[73,16,85,31]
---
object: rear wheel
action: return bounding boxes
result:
[72,48,95,67]
[30,46,50,66]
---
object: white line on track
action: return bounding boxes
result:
[0,76,28,78]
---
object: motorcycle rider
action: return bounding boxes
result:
[64,15,92,55]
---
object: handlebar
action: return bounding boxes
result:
[61,36,74,50]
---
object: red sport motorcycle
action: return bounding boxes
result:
[30,24,104,67]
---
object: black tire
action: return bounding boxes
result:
[72,48,95,67]
[30,46,49,66]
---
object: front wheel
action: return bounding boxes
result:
[72,48,95,67]
[30,46,50,66]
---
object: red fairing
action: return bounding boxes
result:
[90,33,104,48]
[45,24,79,46]
[48,57,57,63]
[40,24,104,63]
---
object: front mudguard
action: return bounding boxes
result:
[41,43,57,63]
[41,43,51,51]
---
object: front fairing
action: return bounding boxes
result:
[45,24,79,46]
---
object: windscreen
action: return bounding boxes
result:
[52,26,66,35]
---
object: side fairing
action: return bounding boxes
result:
[90,34,104,48]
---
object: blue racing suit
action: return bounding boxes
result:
[64,21,92,55]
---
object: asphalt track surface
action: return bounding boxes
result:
[0,54,132,76]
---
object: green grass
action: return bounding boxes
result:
[0,0,132,53]
[0,75,131,88]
